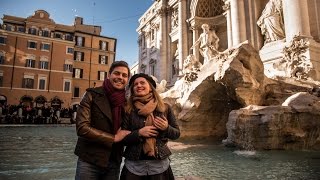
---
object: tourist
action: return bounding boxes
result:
[190,23,219,64]
[120,73,180,180]
[74,61,131,180]
[257,0,285,44]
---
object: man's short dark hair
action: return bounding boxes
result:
[109,60,130,77]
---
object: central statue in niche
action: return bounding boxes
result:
[190,23,220,65]
[182,23,220,82]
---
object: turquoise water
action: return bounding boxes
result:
[0,125,319,180]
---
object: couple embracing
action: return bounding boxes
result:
[74,61,180,180]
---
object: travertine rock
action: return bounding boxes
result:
[224,93,320,150]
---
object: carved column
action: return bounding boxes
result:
[191,25,200,61]
[167,7,173,82]
[158,2,168,81]
[230,0,247,45]
[223,0,233,48]
[283,0,312,41]
[178,0,188,76]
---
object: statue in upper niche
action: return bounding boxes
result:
[190,24,219,64]
[257,0,285,44]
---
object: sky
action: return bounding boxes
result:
[0,0,154,66]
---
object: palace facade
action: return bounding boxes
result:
[137,0,320,86]
[0,10,116,108]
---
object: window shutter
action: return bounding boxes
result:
[98,71,100,80]
[80,69,83,78]
[72,69,75,77]
[106,56,108,64]
[31,79,34,89]
[81,52,84,61]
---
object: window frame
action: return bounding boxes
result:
[38,76,47,90]
[63,79,71,92]
[0,36,7,45]
[26,59,36,68]
[27,41,37,49]
[41,43,51,51]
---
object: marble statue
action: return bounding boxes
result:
[183,54,202,82]
[190,24,219,64]
[171,9,178,29]
[257,0,285,44]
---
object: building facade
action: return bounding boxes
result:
[0,10,116,108]
[137,0,320,86]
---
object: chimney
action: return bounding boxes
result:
[74,17,83,25]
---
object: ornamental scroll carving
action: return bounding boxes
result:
[274,35,314,80]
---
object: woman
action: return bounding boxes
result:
[120,73,180,180]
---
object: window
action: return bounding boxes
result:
[27,41,37,49]
[73,68,83,78]
[172,59,179,77]
[41,43,50,51]
[55,33,62,39]
[17,27,25,33]
[0,52,5,64]
[76,36,84,46]
[149,59,156,76]
[38,77,46,90]
[98,71,107,80]
[150,64,155,76]
[151,29,155,41]
[64,80,71,92]
[99,55,108,64]
[74,87,80,97]
[42,30,50,37]
[64,64,73,72]
[74,51,84,61]
[66,47,74,54]
[29,28,37,35]
[26,59,36,68]
[140,64,146,74]
[99,41,108,51]
[65,34,73,41]
[0,37,6,45]
[6,24,13,31]
[22,75,34,89]
[142,36,146,49]
[0,72,3,87]
[39,61,49,69]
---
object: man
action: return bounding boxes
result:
[190,23,219,64]
[74,61,131,180]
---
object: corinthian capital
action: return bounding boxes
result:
[223,2,230,11]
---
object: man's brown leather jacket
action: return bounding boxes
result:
[74,87,118,168]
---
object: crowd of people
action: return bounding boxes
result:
[0,104,76,124]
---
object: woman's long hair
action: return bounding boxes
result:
[125,80,166,114]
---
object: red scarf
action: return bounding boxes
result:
[103,79,126,133]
